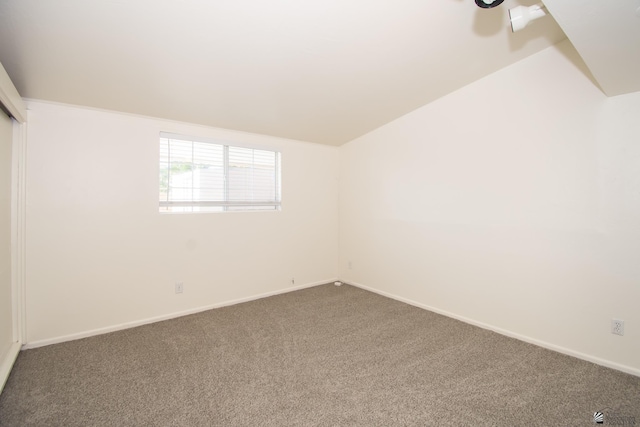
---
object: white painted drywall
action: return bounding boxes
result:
[544,0,640,97]
[339,40,640,373]
[0,109,13,362]
[25,100,339,344]
[0,0,565,145]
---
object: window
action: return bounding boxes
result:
[159,133,281,213]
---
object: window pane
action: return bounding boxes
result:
[228,147,277,203]
[159,133,280,212]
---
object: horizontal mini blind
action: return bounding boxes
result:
[159,133,281,212]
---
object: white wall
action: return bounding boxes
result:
[0,110,13,361]
[20,40,640,375]
[339,40,640,374]
[25,100,339,345]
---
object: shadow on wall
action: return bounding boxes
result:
[470,0,603,95]
[472,2,506,37]
[551,38,604,95]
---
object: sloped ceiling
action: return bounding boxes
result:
[0,0,567,145]
[543,0,640,97]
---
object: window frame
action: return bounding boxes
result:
[159,132,282,213]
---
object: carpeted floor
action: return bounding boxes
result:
[1,284,638,426]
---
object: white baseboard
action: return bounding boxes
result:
[344,280,640,378]
[0,341,21,394]
[23,278,335,350]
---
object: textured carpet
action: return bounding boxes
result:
[1,284,639,426]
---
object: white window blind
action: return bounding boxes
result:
[159,133,281,212]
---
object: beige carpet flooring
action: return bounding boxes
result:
[1,284,639,426]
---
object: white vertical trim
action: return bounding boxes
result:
[11,119,27,345]
[0,342,20,393]
[0,62,26,124]
[1,108,26,394]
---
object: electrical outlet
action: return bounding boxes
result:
[348,261,352,270]
[612,319,624,336]
[175,282,184,294]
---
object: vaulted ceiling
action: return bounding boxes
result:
[0,1,615,145]
[543,0,640,97]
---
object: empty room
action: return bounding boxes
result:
[1,1,639,425]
